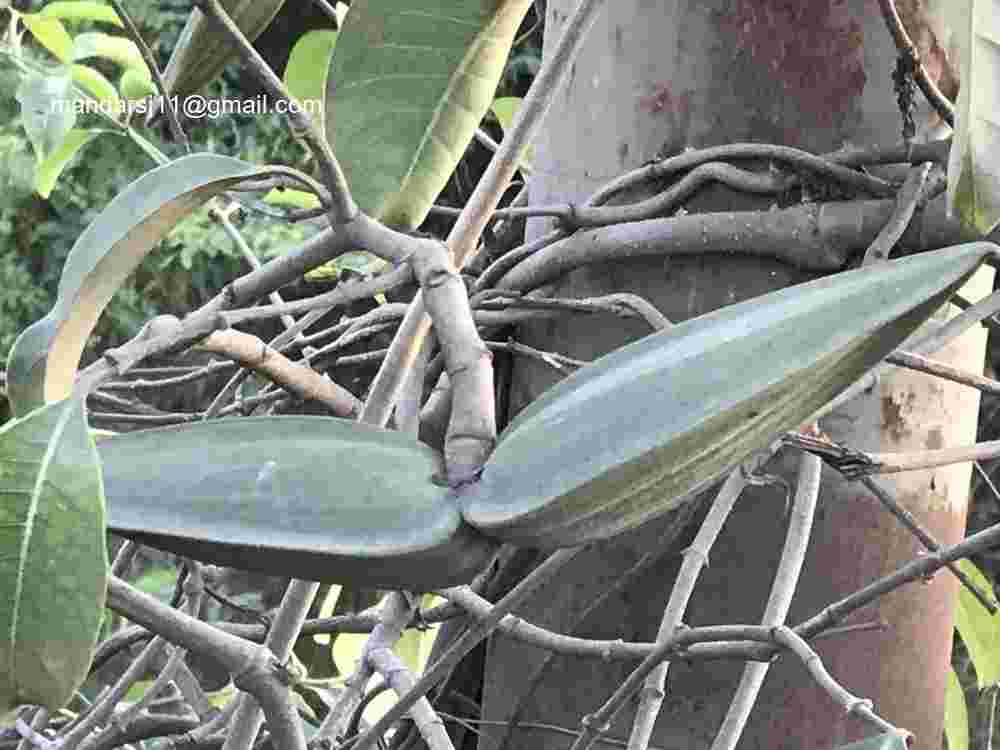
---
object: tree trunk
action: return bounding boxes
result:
[478,1,992,748]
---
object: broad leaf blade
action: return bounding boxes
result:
[953,559,1000,688]
[945,0,1000,234]
[0,398,107,713]
[326,0,532,228]
[160,1,287,100]
[101,417,496,588]
[6,154,268,416]
[465,245,991,547]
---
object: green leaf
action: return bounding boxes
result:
[834,732,910,750]
[33,127,106,198]
[101,417,496,589]
[953,558,1000,688]
[16,70,76,162]
[71,63,120,114]
[20,15,73,62]
[283,29,337,134]
[491,95,531,166]
[118,68,155,101]
[305,251,388,282]
[0,397,107,713]
[944,668,970,750]
[40,2,123,27]
[325,0,533,228]
[945,0,1000,233]
[6,154,269,417]
[464,244,993,548]
[263,187,321,210]
[161,0,287,99]
[71,31,146,72]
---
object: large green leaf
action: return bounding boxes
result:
[463,245,992,548]
[101,417,496,589]
[325,0,532,228]
[160,0,286,100]
[6,154,268,417]
[944,0,1000,233]
[953,558,1000,688]
[0,397,107,713]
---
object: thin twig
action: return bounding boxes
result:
[196,0,355,223]
[709,453,822,750]
[876,0,955,127]
[622,468,751,750]
[106,0,189,151]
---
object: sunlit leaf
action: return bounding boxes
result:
[20,15,73,62]
[953,558,1000,688]
[118,68,155,101]
[70,63,119,114]
[944,668,970,750]
[40,2,123,27]
[283,29,337,134]
[72,32,146,72]
[0,397,107,713]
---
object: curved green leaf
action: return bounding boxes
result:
[160,0,286,100]
[101,417,496,588]
[40,2,123,27]
[0,397,107,714]
[71,32,146,71]
[284,29,337,134]
[954,558,1000,688]
[944,668,970,750]
[325,0,533,228]
[6,154,268,416]
[464,244,992,548]
[71,63,120,113]
[20,15,73,62]
[34,127,107,198]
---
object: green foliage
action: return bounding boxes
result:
[0,397,107,713]
[325,0,534,228]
